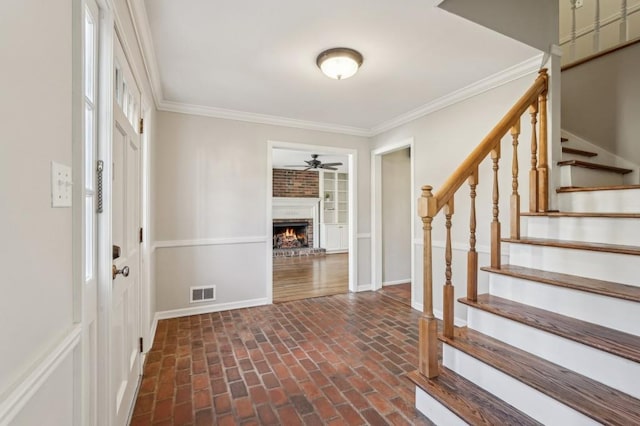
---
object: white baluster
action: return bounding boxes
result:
[594,0,601,53]
[620,0,628,43]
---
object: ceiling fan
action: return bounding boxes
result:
[285,154,343,171]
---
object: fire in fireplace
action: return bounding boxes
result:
[273,221,309,249]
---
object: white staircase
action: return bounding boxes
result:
[413,157,640,424]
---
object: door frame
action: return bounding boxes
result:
[266,140,358,301]
[371,138,415,294]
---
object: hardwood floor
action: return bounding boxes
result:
[273,253,348,303]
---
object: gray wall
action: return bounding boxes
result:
[441,0,559,52]
[153,111,371,312]
[562,42,640,165]
[0,0,74,422]
[382,149,412,284]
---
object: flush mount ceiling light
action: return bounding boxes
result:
[316,48,364,80]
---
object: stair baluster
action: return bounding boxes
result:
[491,146,501,269]
[511,120,521,239]
[537,72,549,212]
[467,168,478,302]
[529,102,539,212]
[443,198,455,339]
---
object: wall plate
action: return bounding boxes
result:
[51,161,72,207]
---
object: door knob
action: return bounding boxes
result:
[112,265,130,280]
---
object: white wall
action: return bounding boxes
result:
[381,149,412,284]
[562,42,640,166]
[0,1,76,423]
[440,0,559,53]
[371,72,541,322]
[153,111,371,313]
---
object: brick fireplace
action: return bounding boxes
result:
[272,219,313,249]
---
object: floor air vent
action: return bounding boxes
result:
[190,285,216,303]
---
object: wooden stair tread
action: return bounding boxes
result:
[521,211,640,218]
[440,326,640,425]
[481,264,640,303]
[459,294,640,363]
[557,184,640,193]
[407,368,542,426]
[556,160,633,174]
[502,236,640,256]
[562,147,597,157]
[561,137,568,142]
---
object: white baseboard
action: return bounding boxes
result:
[357,283,373,292]
[0,325,81,425]
[155,298,271,320]
[382,279,411,286]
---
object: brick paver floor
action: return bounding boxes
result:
[130,291,434,425]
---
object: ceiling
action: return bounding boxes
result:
[272,149,349,173]
[142,0,540,134]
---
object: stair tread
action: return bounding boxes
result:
[481,264,640,303]
[561,137,568,142]
[521,211,640,218]
[440,325,640,425]
[502,236,640,256]
[459,294,640,363]
[557,184,640,193]
[562,147,598,157]
[556,160,633,174]
[407,368,542,426]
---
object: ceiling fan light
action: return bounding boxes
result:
[316,48,363,80]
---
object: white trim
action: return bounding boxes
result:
[559,4,640,45]
[550,44,563,57]
[382,279,411,286]
[159,100,371,137]
[267,140,359,296]
[0,325,82,425]
[357,284,373,292]
[370,54,543,135]
[154,236,268,250]
[154,298,270,320]
[356,233,371,239]
[413,238,492,255]
[371,138,416,294]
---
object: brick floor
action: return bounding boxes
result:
[130,292,434,425]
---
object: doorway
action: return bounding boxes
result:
[372,139,415,307]
[267,142,358,303]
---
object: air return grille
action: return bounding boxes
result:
[190,285,216,303]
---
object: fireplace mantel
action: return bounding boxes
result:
[272,197,320,248]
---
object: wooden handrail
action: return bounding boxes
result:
[427,70,548,217]
[417,69,549,380]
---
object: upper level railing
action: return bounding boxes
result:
[417,69,549,378]
[561,0,640,66]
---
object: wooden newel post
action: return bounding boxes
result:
[537,69,549,212]
[418,185,438,378]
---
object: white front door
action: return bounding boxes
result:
[110,35,142,425]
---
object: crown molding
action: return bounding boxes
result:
[126,0,165,107]
[370,53,544,136]
[157,100,373,137]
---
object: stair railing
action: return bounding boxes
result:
[418,69,549,378]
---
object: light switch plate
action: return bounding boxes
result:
[51,161,72,207]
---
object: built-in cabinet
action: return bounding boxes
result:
[320,171,349,252]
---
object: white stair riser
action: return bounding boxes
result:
[467,308,640,399]
[560,165,624,187]
[415,388,467,426]
[522,216,640,246]
[489,274,639,336]
[558,189,640,213]
[443,344,599,426]
[508,243,639,287]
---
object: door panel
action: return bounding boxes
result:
[111,35,141,425]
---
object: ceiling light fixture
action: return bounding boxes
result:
[316,48,363,80]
